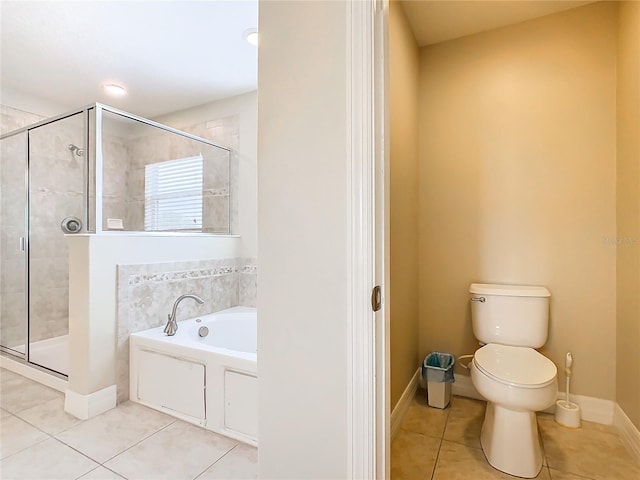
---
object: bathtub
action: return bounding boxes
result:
[129,306,257,445]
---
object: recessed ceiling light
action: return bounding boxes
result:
[103,83,127,96]
[243,28,258,47]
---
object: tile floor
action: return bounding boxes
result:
[0,368,257,480]
[392,390,640,480]
[3,368,639,480]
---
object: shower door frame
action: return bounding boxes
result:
[92,102,231,234]
[0,103,231,375]
[0,107,91,377]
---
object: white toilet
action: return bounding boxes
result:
[469,283,557,478]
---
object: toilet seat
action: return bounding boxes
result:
[474,344,557,388]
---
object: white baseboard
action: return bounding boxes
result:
[452,373,484,401]
[390,369,420,440]
[615,403,640,464]
[65,385,117,420]
[453,373,615,425]
[0,353,67,393]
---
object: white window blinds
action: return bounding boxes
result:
[144,154,203,231]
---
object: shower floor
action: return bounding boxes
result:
[11,334,69,376]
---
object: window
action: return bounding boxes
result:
[144,154,203,231]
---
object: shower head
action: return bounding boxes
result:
[68,144,84,156]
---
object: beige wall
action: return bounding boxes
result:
[389,0,420,411]
[258,1,350,477]
[616,1,640,429]
[418,2,618,400]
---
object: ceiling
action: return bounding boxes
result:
[401,0,597,46]
[0,0,258,119]
[1,1,599,120]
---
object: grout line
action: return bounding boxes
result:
[52,435,112,467]
[76,464,127,480]
[191,443,239,480]
[429,438,443,480]
[0,433,50,462]
[97,417,178,466]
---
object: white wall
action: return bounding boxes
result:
[258,1,350,477]
[1,87,70,119]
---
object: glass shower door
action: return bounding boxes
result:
[27,112,85,375]
[0,131,28,358]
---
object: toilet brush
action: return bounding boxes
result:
[555,352,581,428]
[565,352,573,408]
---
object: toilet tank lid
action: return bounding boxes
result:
[470,283,551,297]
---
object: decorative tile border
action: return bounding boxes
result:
[127,266,238,285]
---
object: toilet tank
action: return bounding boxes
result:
[470,283,551,348]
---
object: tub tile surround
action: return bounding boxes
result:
[392,392,640,480]
[0,368,257,479]
[116,257,257,402]
[239,258,257,308]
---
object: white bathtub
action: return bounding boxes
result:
[129,306,257,445]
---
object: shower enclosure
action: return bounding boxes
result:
[0,103,230,377]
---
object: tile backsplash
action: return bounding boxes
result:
[116,257,256,402]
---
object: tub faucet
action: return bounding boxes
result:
[164,294,205,336]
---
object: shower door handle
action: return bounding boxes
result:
[19,237,25,252]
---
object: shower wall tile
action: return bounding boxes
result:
[102,136,129,230]
[1,105,79,351]
[203,195,230,233]
[0,109,30,349]
[0,106,45,135]
[0,292,27,349]
[0,258,25,294]
[115,258,253,403]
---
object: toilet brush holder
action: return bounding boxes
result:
[555,400,581,428]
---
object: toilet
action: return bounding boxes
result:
[469,283,557,478]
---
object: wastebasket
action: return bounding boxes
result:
[422,352,455,409]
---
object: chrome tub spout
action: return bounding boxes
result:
[164,294,205,336]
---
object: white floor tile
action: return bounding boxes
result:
[198,443,258,479]
[104,420,237,480]
[55,401,175,463]
[0,369,23,385]
[16,396,82,435]
[0,373,62,414]
[0,414,48,459]
[0,437,98,479]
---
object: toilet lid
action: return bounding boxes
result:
[474,344,557,388]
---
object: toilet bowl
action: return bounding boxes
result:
[468,283,557,478]
[471,343,557,478]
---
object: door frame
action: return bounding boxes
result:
[347,0,389,478]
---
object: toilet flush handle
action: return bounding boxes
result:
[471,297,486,303]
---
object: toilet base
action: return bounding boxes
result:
[480,402,543,478]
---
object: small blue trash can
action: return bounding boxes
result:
[422,352,455,408]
